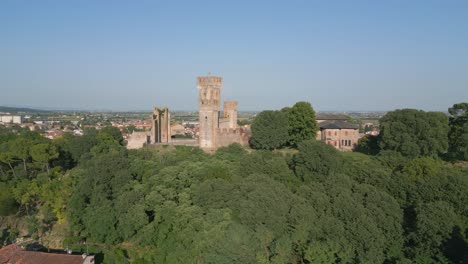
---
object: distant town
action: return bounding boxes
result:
[0,105,383,148]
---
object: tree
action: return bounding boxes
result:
[30,143,59,174]
[283,102,318,147]
[250,110,289,150]
[10,137,33,174]
[448,102,468,161]
[379,109,449,158]
[0,183,18,216]
[293,140,343,182]
[355,134,380,155]
[100,126,124,145]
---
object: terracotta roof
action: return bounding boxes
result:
[319,120,359,129]
[0,244,93,264]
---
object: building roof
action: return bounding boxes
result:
[316,113,349,121]
[319,120,359,129]
[0,244,93,264]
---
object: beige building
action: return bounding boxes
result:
[314,114,360,151]
[0,115,22,124]
[171,123,185,136]
[316,120,360,151]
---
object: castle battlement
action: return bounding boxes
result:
[197,76,223,89]
[224,101,238,109]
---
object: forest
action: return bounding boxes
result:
[0,102,467,263]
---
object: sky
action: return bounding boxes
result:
[1,0,467,112]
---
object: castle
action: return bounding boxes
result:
[197,76,248,151]
[126,75,249,151]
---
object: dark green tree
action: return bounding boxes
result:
[0,183,18,216]
[250,110,289,150]
[448,102,468,161]
[100,126,124,145]
[379,109,449,158]
[293,140,343,182]
[355,134,380,155]
[284,101,318,147]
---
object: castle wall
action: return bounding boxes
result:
[198,76,222,150]
[216,128,249,148]
[199,110,219,149]
[127,131,150,149]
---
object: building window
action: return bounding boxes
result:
[327,131,331,136]
[334,141,337,146]
[345,131,348,136]
[348,140,351,146]
[334,131,337,136]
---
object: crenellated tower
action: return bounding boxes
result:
[223,101,238,129]
[197,76,222,150]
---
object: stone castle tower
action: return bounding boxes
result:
[197,76,222,149]
[151,107,171,143]
[224,101,238,128]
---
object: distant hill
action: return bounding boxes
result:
[0,106,50,113]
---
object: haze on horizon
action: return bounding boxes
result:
[1,0,467,112]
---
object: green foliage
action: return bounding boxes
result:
[355,134,380,155]
[293,140,343,181]
[284,101,318,147]
[2,116,468,263]
[30,143,59,173]
[99,126,124,145]
[250,110,289,150]
[379,109,449,158]
[0,183,18,216]
[448,102,468,161]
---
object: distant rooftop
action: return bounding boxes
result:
[0,244,94,264]
[319,120,359,130]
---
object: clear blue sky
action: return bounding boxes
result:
[1,0,467,111]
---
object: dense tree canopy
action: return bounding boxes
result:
[0,113,467,263]
[378,109,449,158]
[250,110,289,150]
[448,102,468,161]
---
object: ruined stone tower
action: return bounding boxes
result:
[197,76,222,150]
[223,101,238,129]
[151,107,171,143]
